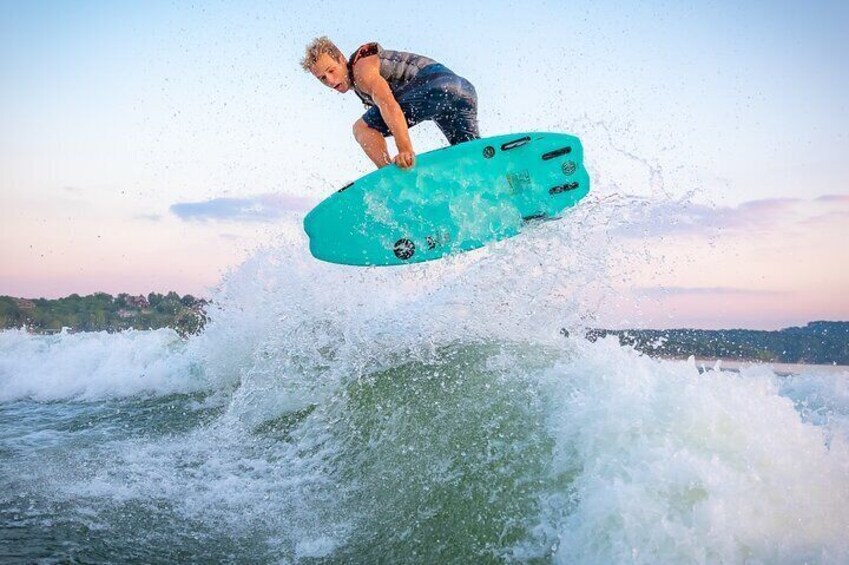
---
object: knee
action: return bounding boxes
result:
[352,119,377,145]
[352,119,367,140]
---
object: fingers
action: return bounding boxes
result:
[393,152,416,169]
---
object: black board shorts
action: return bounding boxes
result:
[361,64,480,146]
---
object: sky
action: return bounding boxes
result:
[1,0,847,329]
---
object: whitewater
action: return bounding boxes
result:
[2,204,848,564]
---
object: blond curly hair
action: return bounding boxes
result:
[300,36,345,71]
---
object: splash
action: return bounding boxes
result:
[3,133,847,562]
[0,328,203,401]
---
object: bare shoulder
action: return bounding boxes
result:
[352,55,381,91]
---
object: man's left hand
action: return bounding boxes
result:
[393,151,416,169]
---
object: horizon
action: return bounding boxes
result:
[2,1,848,330]
[3,292,847,333]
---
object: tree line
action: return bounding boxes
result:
[2,293,846,364]
[0,292,208,337]
[586,321,849,365]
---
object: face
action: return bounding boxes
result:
[310,53,350,93]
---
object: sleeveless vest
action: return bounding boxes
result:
[347,43,436,107]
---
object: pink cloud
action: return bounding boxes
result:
[615,194,849,238]
[170,193,317,222]
[636,287,789,297]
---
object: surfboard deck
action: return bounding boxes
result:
[303,131,590,266]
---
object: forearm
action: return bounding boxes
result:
[377,102,413,152]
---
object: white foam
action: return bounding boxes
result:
[545,337,849,563]
[0,328,206,401]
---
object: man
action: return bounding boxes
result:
[301,37,479,169]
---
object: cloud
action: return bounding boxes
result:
[816,194,849,204]
[170,193,316,222]
[636,286,789,297]
[169,192,849,232]
[134,213,163,222]
[614,194,849,239]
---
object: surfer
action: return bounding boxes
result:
[301,37,479,170]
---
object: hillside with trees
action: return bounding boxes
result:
[2,294,847,364]
[588,321,849,365]
[0,293,208,337]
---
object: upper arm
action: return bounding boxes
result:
[353,56,396,108]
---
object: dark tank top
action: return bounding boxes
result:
[347,42,436,107]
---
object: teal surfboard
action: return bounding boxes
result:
[303,132,590,266]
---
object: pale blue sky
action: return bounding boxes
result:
[1,0,847,326]
[2,0,847,203]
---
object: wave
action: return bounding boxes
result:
[3,189,848,561]
[0,328,205,402]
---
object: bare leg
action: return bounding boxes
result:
[353,119,391,168]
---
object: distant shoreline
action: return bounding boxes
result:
[587,322,849,367]
[0,293,208,337]
[2,294,847,366]
[691,358,848,375]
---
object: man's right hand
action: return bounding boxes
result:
[393,151,416,169]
